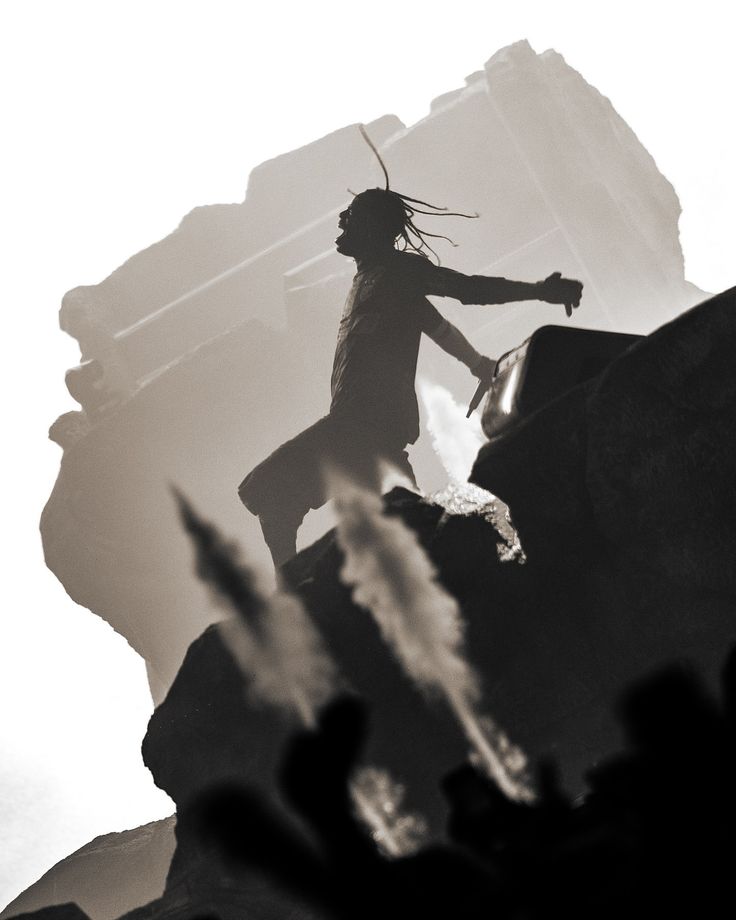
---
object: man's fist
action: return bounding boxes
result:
[538,272,583,317]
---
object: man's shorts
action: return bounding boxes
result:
[238,412,413,525]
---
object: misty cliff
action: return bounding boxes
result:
[43,41,705,703]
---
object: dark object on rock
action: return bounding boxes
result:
[481,325,641,442]
[473,286,736,592]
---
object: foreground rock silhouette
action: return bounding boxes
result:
[21,648,736,920]
[126,288,736,918]
[15,287,736,919]
[178,657,736,920]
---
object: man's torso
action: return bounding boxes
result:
[330,250,443,444]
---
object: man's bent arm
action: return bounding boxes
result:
[427,317,494,379]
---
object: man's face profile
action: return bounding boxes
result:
[335,201,377,256]
[335,193,397,257]
[335,204,355,255]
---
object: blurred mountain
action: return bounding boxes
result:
[0,820,175,920]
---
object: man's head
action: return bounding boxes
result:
[335,189,407,258]
[335,187,475,262]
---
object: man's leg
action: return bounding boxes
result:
[238,416,332,571]
[327,415,418,498]
[257,508,304,570]
[382,447,418,490]
[239,472,315,571]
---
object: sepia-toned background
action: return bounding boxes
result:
[2,0,735,908]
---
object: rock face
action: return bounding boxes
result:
[473,285,736,600]
[42,41,706,701]
[469,287,736,771]
[0,819,175,920]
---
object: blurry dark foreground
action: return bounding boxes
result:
[23,651,736,920]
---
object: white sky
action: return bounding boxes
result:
[2,0,735,909]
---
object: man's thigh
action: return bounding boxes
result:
[239,414,398,520]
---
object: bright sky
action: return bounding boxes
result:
[2,0,735,909]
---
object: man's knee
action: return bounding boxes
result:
[237,475,256,513]
[258,515,295,568]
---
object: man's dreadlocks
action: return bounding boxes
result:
[354,125,478,263]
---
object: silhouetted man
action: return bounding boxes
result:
[239,187,582,567]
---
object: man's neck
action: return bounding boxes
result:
[354,245,395,271]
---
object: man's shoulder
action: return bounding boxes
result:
[390,248,431,267]
[386,249,438,282]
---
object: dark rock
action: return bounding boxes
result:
[142,625,289,811]
[7,906,90,920]
[469,288,736,778]
[143,290,736,840]
[131,288,736,920]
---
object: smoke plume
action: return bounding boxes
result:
[419,378,485,484]
[333,477,533,801]
[173,487,335,726]
[174,487,428,851]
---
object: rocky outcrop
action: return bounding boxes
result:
[43,42,707,702]
[473,285,736,597]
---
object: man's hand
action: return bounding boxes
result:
[538,272,583,317]
[467,355,496,418]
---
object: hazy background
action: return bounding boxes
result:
[2,0,735,908]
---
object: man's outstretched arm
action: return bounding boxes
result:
[421,262,584,317]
